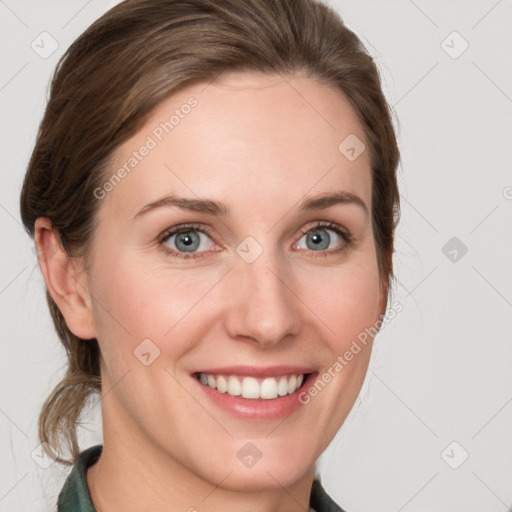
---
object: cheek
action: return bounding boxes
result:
[89,254,220,362]
[295,259,382,423]
[296,258,382,350]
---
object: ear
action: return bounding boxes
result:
[34,217,96,340]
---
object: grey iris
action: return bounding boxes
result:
[175,231,200,252]
[306,229,330,250]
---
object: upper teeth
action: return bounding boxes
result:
[198,373,305,399]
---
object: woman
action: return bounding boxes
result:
[20,0,400,510]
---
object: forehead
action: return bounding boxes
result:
[98,72,371,222]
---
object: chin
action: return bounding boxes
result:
[195,437,318,492]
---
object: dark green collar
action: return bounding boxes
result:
[58,445,345,512]
[58,445,101,512]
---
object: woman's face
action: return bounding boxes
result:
[84,72,386,489]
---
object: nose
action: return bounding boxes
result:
[224,251,302,348]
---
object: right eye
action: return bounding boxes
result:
[159,224,220,259]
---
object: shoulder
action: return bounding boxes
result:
[310,479,349,512]
[57,444,102,512]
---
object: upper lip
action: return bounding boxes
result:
[192,365,315,378]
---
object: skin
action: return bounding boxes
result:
[36,72,387,511]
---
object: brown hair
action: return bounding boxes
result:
[20,0,400,465]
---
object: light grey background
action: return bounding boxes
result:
[1,1,511,511]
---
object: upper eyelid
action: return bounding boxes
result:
[159,223,213,241]
[297,221,350,238]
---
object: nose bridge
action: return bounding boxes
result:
[225,246,301,346]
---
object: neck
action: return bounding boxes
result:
[87,401,316,511]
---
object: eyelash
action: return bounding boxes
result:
[158,221,353,260]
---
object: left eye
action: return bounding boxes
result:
[295,227,345,252]
[163,229,215,253]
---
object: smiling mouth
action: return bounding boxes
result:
[194,372,309,400]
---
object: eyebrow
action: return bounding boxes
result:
[133,190,368,219]
[299,191,368,215]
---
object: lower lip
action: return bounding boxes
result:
[193,374,317,420]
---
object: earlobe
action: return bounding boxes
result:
[34,218,96,340]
